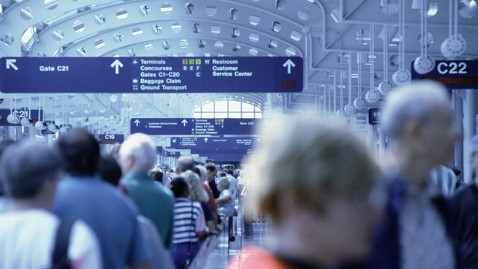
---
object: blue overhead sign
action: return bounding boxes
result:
[131,118,258,136]
[170,136,259,152]
[0,57,303,93]
[203,153,250,162]
[411,60,478,89]
[0,109,42,126]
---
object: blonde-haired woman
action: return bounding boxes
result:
[181,170,219,236]
[229,112,380,269]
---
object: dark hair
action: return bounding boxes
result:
[451,167,462,176]
[0,141,62,198]
[150,168,164,184]
[170,177,189,198]
[193,166,201,177]
[55,128,100,176]
[99,155,122,186]
[0,139,16,196]
[204,162,217,172]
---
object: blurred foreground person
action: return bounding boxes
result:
[451,135,478,268]
[53,129,151,269]
[371,81,461,269]
[0,141,101,269]
[229,112,380,269]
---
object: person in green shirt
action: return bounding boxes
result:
[119,133,175,250]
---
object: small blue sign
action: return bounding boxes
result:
[411,60,478,89]
[98,134,124,144]
[0,57,303,93]
[41,120,57,135]
[368,108,380,125]
[170,136,259,152]
[131,118,258,136]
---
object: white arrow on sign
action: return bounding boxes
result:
[181,119,188,127]
[204,137,209,143]
[282,59,296,74]
[110,59,124,74]
[6,59,18,70]
[134,119,140,126]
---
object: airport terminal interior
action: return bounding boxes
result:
[1,0,478,268]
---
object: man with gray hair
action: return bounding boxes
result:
[175,155,195,173]
[370,80,461,269]
[119,133,175,250]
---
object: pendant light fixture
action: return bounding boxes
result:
[378,25,394,94]
[441,0,467,58]
[354,52,366,109]
[366,25,381,103]
[392,0,412,85]
[413,0,436,74]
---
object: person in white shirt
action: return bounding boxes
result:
[0,141,102,269]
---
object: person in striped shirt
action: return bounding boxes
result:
[169,177,207,269]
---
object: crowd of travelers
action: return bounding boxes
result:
[2,80,478,269]
[0,128,242,269]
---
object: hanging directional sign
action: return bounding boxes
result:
[98,134,124,144]
[368,108,380,125]
[0,57,303,93]
[411,60,478,89]
[131,118,258,136]
[170,136,259,152]
[0,108,42,126]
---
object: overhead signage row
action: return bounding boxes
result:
[0,56,303,93]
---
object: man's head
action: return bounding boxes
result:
[119,133,156,174]
[56,128,100,176]
[204,162,217,181]
[380,80,460,165]
[176,155,195,173]
[0,141,62,202]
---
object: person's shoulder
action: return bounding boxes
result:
[452,184,476,199]
[192,201,203,209]
[70,220,97,243]
[69,220,102,269]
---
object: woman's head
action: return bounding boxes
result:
[244,112,380,261]
[180,170,208,202]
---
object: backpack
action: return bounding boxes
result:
[51,220,74,269]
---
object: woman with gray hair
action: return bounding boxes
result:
[229,112,380,269]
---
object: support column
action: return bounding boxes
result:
[463,89,476,183]
[454,90,464,173]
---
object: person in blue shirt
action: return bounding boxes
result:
[53,128,151,269]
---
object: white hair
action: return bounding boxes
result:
[119,133,156,171]
[380,80,450,139]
